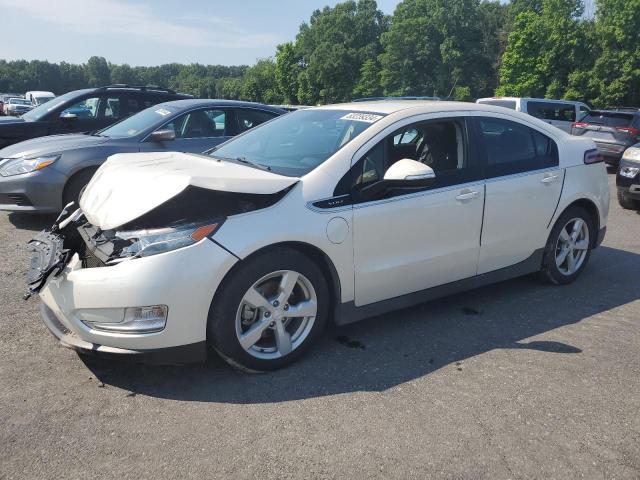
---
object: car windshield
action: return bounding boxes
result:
[98,104,179,138]
[210,109,384,177]
[10,98,30,105]
[580,111,633,128]
[21,90,86,121]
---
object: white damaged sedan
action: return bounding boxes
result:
[27,101,609,371]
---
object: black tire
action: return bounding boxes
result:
[617,189,639,210]
[540,206,594,285]
[62,169,97,208]
[208,247,329,372]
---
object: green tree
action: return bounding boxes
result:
[587,0,640,106]
[216,77,243,99]
[353,58,382,97]
[380,0,487,99]
[275,42,301,104]
[85,56,111,86]
[294,0,389,103]
[496,0,588,98]
[110,64,140,85]
[241,58,282,103]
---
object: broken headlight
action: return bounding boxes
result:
[114,222,221,259]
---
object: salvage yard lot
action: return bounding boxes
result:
[0,173,638,479]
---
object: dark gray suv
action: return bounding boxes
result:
[0,85,192,149]
[0,99,284,213]
[571,108,640,167]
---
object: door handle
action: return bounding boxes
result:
[541,173,559,184]
[455,189,480,202]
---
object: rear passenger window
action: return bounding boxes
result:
[477,117,558,177]
[235,109,277,133]
[527,101,576,122]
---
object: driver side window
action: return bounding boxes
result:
[336,118,472,197]
[61,96,100,118]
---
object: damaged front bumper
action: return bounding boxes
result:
[27,209,238,363]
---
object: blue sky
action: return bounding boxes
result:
[0,0,404,66]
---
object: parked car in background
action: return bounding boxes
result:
[570,108,640,167]
[355,96,441,101]
[0,94,23,116]
[3,97,33,116]
[0,99,284,213]
[616,144,640,210]
[476,97,590,133]
[0,85,192,149]
[25,91,55,106]
[27,101,608,371]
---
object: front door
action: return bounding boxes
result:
[351,117,485,306]
[141,108,232,154]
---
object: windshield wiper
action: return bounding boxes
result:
[215,155,271,171]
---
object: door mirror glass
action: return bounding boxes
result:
[383,159,436,184]
[149,129,176,142]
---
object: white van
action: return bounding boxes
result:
[476,97,590,133]
[25,91,55,106]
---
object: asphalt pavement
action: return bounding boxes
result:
[0,173,638,479]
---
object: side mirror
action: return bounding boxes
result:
[60,112,78,121]
[383,159,436,185]
[149,129,176,142]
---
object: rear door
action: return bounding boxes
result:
[474,116,564,274]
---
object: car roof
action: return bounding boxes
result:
[477,96,587,106]
[588,109,637,116]
[313,100,536,115]
[155,98,286,113]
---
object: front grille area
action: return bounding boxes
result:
[0,193,32,206]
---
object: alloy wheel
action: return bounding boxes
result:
[235,270,318,359]
[555,217,590,276]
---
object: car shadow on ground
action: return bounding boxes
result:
[81,245,640,404]
[8,212,57,231]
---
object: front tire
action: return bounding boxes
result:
[541,206,594,285]
[208,248,329,371]
[617,189,639,210]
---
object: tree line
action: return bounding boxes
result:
[0,0,637,107]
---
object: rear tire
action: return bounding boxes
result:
[540,206,594,285]
[617,189,639,210]
[208,247,329,372]
[62,169,96,209]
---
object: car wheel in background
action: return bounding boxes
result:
[62,169,97,209]
[540,206,594,285]
[208,247,329,372]
[617,189,639,210]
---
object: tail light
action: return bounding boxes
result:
[584,149,603,164]
[615,126,640,138]
[572,122,588,129]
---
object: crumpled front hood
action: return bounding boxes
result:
[0,133,109,159]
[80,151,298,230]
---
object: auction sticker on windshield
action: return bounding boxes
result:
[340,112,384,123]
[155,108,171,116]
